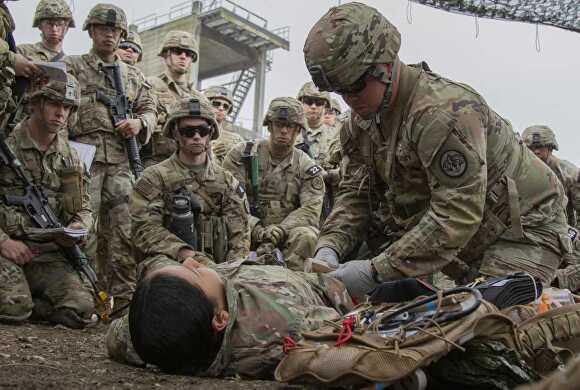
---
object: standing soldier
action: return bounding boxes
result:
[295,81,337,164]
[323,97,342,127]
[204,86,244,164]
[130,96,250,266]
[17,0,73,62]
[522,125,580,228]
[0,75,95,329]
[116,30,143,66]
[63,4,156,308]
[223,97,324,271]
[0,0,41,128]
[144,30,199,167]
[304,3,569,300]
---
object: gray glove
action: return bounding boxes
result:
[314,247,340,268]
[328,260,379,302]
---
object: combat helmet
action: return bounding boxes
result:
[329,98,342,114]
[522,125,559,150]
[296,81,330,107]
[83,4,128,38]
[33,0,75,28]
[203,86,234,115]
[303,2,401,93]
[158,30,198,62]
[29,74,81,126]
[119,30,143,61]
[163,96,219,141]
[263,97,305,130]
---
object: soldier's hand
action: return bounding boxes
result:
[14,54,41,78]
[57,222,85,247]
[264,225,285,246]
[0,239,34,265]
[115,119,142,138]
[328,260,379,302]
[251,224,266,243]
[177,248,196,263]
[314,247,339,269]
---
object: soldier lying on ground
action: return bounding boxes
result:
[305,3,570,300]
[222,97,324,271]
[0,75,95,329]
[105,257,352,377]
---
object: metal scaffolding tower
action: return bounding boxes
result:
[134,0,290,137]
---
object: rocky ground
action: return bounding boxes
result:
[0,322,292,390]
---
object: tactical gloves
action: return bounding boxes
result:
[328,260,379,302]
[252,224,286,246]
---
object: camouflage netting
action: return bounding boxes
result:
[410,0,580,33]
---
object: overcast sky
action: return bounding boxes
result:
[10,0,580,164]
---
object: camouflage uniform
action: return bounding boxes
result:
[223,97,325,271]
[0,76,94,323]
[106,257,353,378]
[0,2,17,126]
[131,96,250,264]
[522,125,580,228]
[143,31,199,167]
[295,81,338,164]
[204,86,244,164]
[17,0,74,62]
[63,4,156,302]
[117,30,143,65]
[306,3,569,285]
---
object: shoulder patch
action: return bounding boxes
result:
[439,150,467,178]
[306,165,322,176]
[134,177,159,201]
[569,227,578,242]
[312,175,324,191]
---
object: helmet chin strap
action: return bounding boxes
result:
[374,57,400,118]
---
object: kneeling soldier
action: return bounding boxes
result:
[223,97,324,271]
[130,96,250,267]
[0,75,95,328]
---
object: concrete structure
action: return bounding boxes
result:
[135,0,290,137]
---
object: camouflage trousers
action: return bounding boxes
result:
[0,251,94,323]
[283,226,319,271]
[86,162,136,303]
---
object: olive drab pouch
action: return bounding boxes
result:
[275,288,498,387]
[59,165,84,216]
[211,215,228,263]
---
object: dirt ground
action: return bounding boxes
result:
[0,322,293,390]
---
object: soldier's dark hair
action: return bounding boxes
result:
[129,273,222,374]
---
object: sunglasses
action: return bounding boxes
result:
[178,125,211,138]
[118,43,141,54]
[211,100,231,111]
[302,97,327,107]
[170,48,195,58]
[335,67,373,96]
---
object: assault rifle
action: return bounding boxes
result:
[96,63,144,179]
[0,129,109,316]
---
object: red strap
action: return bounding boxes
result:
[336,316,355,346]
[283,336,297,353]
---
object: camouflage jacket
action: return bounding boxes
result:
[106,257,353,378]
[63,50,156,164]
[145,71,199,162]
[130,153,250,264]
[545,155,580,228]
[295,122,338,164]
[0,4,16,124]
[17,41,63,62]
[318,62,567,279]
[0,120,92,243]
[211,126,244,164]
[222,139,324,233]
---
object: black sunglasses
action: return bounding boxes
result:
[335,67,373,96]
[170,48,195,58]
[178,125,211,138]
[211,100,231,111]
[302,97,327,107]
